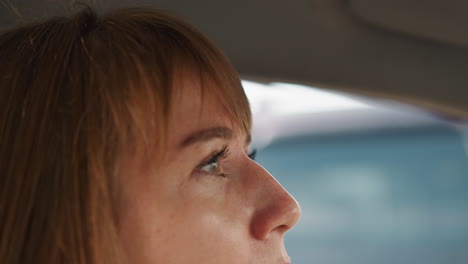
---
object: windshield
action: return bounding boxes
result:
[246,80,468,264]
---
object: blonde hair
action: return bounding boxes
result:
[0,7,251,264]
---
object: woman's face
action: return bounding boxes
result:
[118,72,301,264]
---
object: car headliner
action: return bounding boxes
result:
[1,0,467,118]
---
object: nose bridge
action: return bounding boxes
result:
[249,161,301,241]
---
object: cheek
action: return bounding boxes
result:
[167,204,252,263]
[120,198,251,263]
[118,169,253,263]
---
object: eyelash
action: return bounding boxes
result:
[248,149,257,160]
[198,146,230,177]
[197,147,257,178]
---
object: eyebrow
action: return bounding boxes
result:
[179,127,251,148]
[180,127,233,148]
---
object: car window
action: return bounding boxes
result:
[246,81,468,264]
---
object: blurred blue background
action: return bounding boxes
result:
[245,81,468,264]
[256,126,468,264]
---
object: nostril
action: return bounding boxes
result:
[275,224,290,234]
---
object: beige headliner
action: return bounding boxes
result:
[2,0,468,118]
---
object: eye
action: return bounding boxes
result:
[197,146,229,177]
[247,149,257,160]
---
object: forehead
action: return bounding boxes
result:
[166,71,235,147]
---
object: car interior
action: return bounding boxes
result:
[2,1,467,263]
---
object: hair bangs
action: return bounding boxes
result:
[89,7,252,155]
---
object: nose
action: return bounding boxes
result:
[249,163,301,241]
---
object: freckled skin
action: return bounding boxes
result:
[118,73,301,264]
